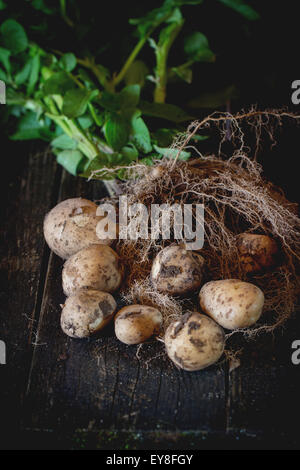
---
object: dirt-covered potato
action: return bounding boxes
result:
[199,279,264,330]
[164,312,225,371]
[114,305,163,345]
[151,245,204,295]
[237,233,278,274]
[60,289,116,338]
[43,197,116,259]
[62,244,123,296]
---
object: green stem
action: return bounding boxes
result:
[59,0,74,27]
[113,35,149,87]
[44,96,98,160]
[154,20,184,103]
[113,11,173,88]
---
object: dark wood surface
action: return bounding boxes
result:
[1,147,300,450]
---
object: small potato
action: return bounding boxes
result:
[151,245,204,295]
[62,244,123,296]
[43,197,116,259]
[165,312,225,371]
[114,305,163,345]
[199,279,264,330]
[60,290,116,338]
[237,233,278,274]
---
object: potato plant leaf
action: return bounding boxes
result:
[15,59,31,85]
[104,113,129,151]
[62,88,98,118]
[0,20,28,55]
[130,110,152,154]
[119,84,140,109]
[124,61,149,87]
[10,111,53,141]
[56,149,85,176]
[140,100,194,122]
[154,144,190,160]
[59,53,77,72]
[27,54,40,95]
[217,0,260,20]
[51,134,78,150]
[0,47,10,72]
[31,0,55,14]
[184,32,215,62]
[43,71,76,95]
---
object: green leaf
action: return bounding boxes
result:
[131,111,152,154]
[164,7,183,25]
[98,91,120,111]
[152,128,177,147]
[0,20,28,55]
[77,114,94,129]
[51,134,77,150]
[59,53,77,72]
[31,0,55,14]
[10,111,53,141]
[15,60,31,85]
[0,68,6,81]
[121,144,138,162]
[217,0,260,20]
[27,54,40,95]
[0,0,7,10]
[119,84,140,109]
[140,100,194,122]
[104,113,129,151]
[153,144,190,160]
[62,88,98,118]
[124,60,149,88]
[56,149,84,176]
[170,66,193,84]
[188,85,238,108]
[43,71,76,95]
[184,32,215,62]
[0,47,10,73]
[129,2,174,38]
[81,153,114,179]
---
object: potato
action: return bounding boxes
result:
[164,312,225,371]
[43,197,116,259]
[199,279,264,330]
[114,305,163,345]
[151,245,204,295]
[62,244,123,296]
[60,289,116,338]
[236,233,278,274]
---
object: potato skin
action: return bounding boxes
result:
[151,245,204,295]
[60,290,117,338]
[62,244,123,296]
[199,279,264,330]
[165,312,225,371]
[115,305,163,345]
[43,197,115,259]
[237,233,278,274]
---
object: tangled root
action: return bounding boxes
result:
[94,109,300,350]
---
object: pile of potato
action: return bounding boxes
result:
[44,197,278,372]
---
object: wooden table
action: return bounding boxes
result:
[1,146,300,450]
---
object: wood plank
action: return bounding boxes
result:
[0,147,61,448]
[227,318,300,445]
[24,170,227,434]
